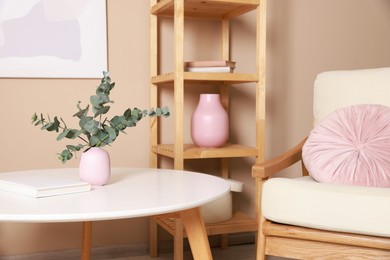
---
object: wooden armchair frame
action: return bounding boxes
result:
[252,138,390,259]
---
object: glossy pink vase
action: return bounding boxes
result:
[191,94,229,148]
[79,147,111,186]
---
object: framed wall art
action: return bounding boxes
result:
[0,0,107,78]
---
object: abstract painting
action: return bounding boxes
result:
[0,0,107,78]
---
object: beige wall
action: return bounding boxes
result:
[0,0,389,256]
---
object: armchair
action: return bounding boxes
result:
[253,67,390,259]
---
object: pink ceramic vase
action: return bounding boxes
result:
[79,147,111,186]
[191,94,229,148]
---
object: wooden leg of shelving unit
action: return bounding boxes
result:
[256,177,267,260]
[174,217,184,260]
[149,217,158,257]
[220,234,229,250]
[219,158,229,250]
[180,207,213,260]
[81,221,92,260]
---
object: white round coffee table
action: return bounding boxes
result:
[0,167,230,260]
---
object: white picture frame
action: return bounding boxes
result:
[0,0,108,78]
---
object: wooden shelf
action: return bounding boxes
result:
[149,0,265,257]
[151,72,258,85]
[152,143,258,159]
[151,0,259,20]
[155,211,258,237]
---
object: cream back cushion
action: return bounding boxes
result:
[313,67,390,125]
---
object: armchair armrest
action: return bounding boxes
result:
[252,137,308,179]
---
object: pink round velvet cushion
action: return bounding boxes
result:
[302,104,390,187]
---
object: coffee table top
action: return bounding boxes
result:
[0,168,230,223]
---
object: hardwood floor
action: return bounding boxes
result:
[111,243,256,260]
[1,243,289,260]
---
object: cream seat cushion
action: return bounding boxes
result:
[262,176,390,237]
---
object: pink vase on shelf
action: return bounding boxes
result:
[191,94,229,148]
[79,147,111,186]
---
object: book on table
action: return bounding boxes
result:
[0,171,91,198]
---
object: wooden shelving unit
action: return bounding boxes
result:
[151,0,259,19]
[149,0,266,259]
[152,143,258,159]
[155,211,258,237]
[151,72,258,84]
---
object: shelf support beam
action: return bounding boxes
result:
[173,0,185,171]
[150,0,159,169]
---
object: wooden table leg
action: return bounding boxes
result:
[179,207,213,260]
[81,221,92,260]
[149,217,158,257]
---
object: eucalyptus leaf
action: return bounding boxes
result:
[58,149,73,164]
[110,116,127,131]
[89,136,100,147]
[34,119,44,126]
[57,129,71,141]
[90,95,103,108]
[162,106,170,117]
[156,108,162,117]
[104,125,118,141]
[148,109,156,117]
[96,130,110,146]
[100,93,110,103]
[68,129,83,139]
[57,129,82,141]
[94,106,110,117]
[73,105,89,118]
[131,108,143,122]
[142,110,148,117]
[41,116,60,132]
[66,144,84,152]
[84,120,98,135]
[31,113,38,123]
[79,116,93,128]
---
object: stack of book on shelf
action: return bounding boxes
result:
[184,60,236,73]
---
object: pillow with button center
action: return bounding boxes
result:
[302,104,390,187]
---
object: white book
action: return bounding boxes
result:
[184,60,236,68]
[0,172,91,198]
[185,66,234,73]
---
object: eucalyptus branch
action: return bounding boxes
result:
[31,71,170,163]
[32,114,89,144]
[60,117,68,129]
[75,134,89,144]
